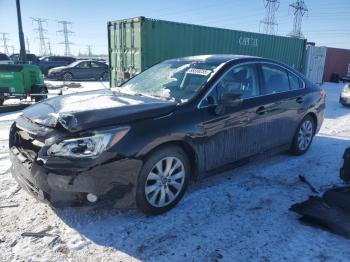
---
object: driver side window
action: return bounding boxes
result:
[216,64,260,100]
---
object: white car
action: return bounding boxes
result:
[0,53,14,64]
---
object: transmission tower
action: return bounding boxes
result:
[31,18,48,55]
[0,33,10,54]
[47,41,52,55]
[26,37,30,52]
[57,21,74,56]
[86,45,92,57]
[260,0,280,35]
[288,0,308,38]
[9,45,15,54]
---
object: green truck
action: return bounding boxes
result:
[108,17,307,87]
[0,64,47,106]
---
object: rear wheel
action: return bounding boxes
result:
[136,146,190,215]
[62,72,73,81]
[34,86,48,102]
[290,115,315,155]
[0,98,4,106]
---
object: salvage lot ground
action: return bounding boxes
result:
[0,82,350,262]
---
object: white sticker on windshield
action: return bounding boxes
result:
[186,68,211,76]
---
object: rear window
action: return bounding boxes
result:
[288,72,302,90]
[261,64,290,95]
[0,54,9,61]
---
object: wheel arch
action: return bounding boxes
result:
[138,139,199,181]
[305,111,318,133]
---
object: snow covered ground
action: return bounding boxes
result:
[0,82,350,262]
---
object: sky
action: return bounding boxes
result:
[0,0,349,56]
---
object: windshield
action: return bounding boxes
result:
[118,60,220,102]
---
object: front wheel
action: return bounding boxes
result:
[290,115,315,155]
[0,98,4,106]
[62,72,73,81]
[136,146,190,215]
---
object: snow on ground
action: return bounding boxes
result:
[0,82,350,262]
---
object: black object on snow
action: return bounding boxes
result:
[298,175,319,194]
[290,187,350,239]
[340,148,350,183]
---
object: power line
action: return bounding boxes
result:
[288,0,308,38]
[31,17,49,56]
[0,33,10,55]
[57,20,74,56]
[260,0,280,35]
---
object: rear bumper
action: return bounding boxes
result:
[0,91,27,99]
[10,146,143,209]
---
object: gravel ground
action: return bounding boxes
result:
[0,82,349,262]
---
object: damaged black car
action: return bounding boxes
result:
[9,55,326,215]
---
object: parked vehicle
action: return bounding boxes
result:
[108,16,306,86]
[47,60,109,81]
[9,53,40,65]
[9,55,325,215]
[0,64,47,106]
[38,56,76,75]
[340,83,350,106]
[0,53,14,64]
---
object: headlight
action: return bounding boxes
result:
[47,127,129,158]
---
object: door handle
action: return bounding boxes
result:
[296,97,304,104]
[256,106,266,115]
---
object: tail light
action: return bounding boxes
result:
[320,89,326,99]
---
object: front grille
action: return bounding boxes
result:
[13,128,44,161]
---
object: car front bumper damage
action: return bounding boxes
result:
[10,145,143,209]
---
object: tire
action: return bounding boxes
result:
[101,72,109,81]
[34,86,48,102]
[290,115,315,155]
[0,98,4,106]
[136,146,190,215]
[62,72,73,81]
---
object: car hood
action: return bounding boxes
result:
[50,66,67,72]
[21,89,177,133]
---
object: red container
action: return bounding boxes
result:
[323,47,350,82]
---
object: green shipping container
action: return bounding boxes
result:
[108,17,306,87]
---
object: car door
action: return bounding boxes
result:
[90,61,105,79]
[197,63,270,171]
[73,61,91,79]
[257,63,305,150]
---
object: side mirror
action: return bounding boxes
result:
[220,93,243,107]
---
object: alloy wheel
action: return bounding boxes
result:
[297,119,313,151]
[145,157,185,207]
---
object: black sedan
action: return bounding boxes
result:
[9,55,325,215]
[47,60,109,81]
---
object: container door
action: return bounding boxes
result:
[109,19,141,87]
[304,46,326,84]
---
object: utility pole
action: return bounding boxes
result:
[260,0,280,35]
[288,0,308,38]
[31,17,48,56]
[0,33,10,54]
[57,21,74,56]
[86,45,92,57]
[16,0,26,63]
